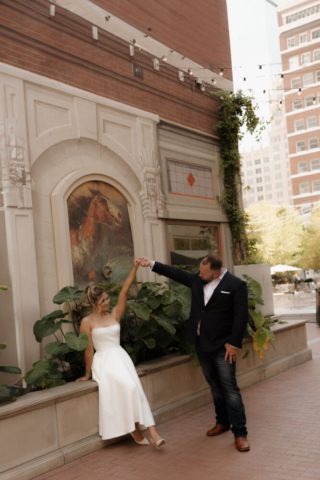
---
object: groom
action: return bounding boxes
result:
[139,254,250,452]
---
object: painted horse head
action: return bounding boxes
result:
[88,188,123,230]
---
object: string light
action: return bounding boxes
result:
[259,65,262,70]
[220,68,224,76]
[263,90,266,94]
[229,91,233,97]
[313,97,316,104]
[129,44,134,56]
[161,56,168,62]
[281,74,284,79]
[211,78,217,85]
[298,88,302,95]
[92,26,98,40]
[50,4,55,17]
[188,68,193,76]
[105,15,110,21]
[243,77,246,81]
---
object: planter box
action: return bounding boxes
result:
[234,263,274,316]
[0,320,311,480]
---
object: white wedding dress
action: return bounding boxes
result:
[91,323,154,440]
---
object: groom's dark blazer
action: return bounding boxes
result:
[153,262,249,352]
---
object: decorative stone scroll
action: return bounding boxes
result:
[138,148,166,218]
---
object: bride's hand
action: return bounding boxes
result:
[76,374,91,381]
[133,259,140,268]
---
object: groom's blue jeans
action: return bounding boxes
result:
[196,342,247,439]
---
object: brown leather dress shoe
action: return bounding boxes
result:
[206,424,231,436]
[235,437,250,452]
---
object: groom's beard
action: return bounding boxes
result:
[201,278,210,285]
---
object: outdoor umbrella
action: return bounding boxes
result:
[270,265,303,274]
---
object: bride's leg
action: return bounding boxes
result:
[131,423,145,442]
[147,425,163,442]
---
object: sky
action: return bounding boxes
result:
[226,0,294,150]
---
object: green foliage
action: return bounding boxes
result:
[25,359,64,389]
[0,286,8,291]
[211,90,268,265]
[243,275,275,359]
[53,286,83,304]
[0,344,27,405]
[100,279,192,364]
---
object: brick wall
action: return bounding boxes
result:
[92,0,232,79]
[0,0,229,135]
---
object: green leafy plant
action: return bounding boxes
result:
[242,275,275,359]
[98,280,192,364]
[211,90,268,265]
[0,344,27,404]
[25,287,89,389]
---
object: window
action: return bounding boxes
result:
[311,159,320,170]
[293,99,303,110]
[302,53,311,65]
[307,116,317,128]
[309,138,319,149]
[289,56,299,69]
[265,176,271,181]
[247,178,254,185]
[298,161,308,173]
[273,145,280,152]
[276,182,283,189]
[275,173,282,179]
[300,34,308,44]
[313,180,320,191]
[256,168,261,174]
[250,188,255,193]
[288,180,291,187]
[303,73,313,86]
[167,160,214,199]
[257,195,263,201]
[257,186,263,192]
[305,96,314,107]
[264,166,270,173]
[312,29,320,40]
[247,170,253,176]
[287,172,291,177]
[316,71,320,83]
[291,77,301,89]
[263,157,269,163]
[296,141,306,152]
[287,38,296,48]
[300,183,310,194]
[266,194,272,200]
[314,50,320,61]
[266,184,272,191]
[256,177,262,183]
[167,223,221,268]
[275,164,281,170]
[248,197,254,202]
[246,161,252,167]
[255,159,261,165]
[274,155,280,161]
[277,192,284,198]
[275,120,282,126]
[294,119,304,131]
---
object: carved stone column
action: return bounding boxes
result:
[139,147,167,280]
[0,73,40,377]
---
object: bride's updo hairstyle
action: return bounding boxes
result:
[84,282,106,309]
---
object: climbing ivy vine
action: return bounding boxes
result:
[211,90,268,265]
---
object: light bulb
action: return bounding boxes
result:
[188,68,193,76]
[298,88,301,95]
[244,77,246,81]
[220,68,224,76]
[229,91,233,98]
[313,97,316,104]
[259,65,262,69]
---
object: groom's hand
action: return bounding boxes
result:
[138,257,152,268]
[224,343,238,364]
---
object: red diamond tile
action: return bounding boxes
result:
[187,173,195,186]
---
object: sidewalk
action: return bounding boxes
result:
[34,324,320,480]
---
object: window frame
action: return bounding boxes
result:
[294,119,305,131]
[293,98,303,110]
[312,180,320,192]
[301,52,311,66]
[291,77,301,89]
[307,116,317,129]
[289,55,300,69]
[300,182,310,194]
[298,161,308,173]
[311,159,320,170]
[308,137,319,149]
[303,72,314,86]
[166,158,215,200]
[296,140,306,152]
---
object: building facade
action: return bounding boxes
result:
[241,76,292,207]
[0,0,234,375]
[278,0,320,213]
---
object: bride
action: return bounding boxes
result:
[77,259,165,449]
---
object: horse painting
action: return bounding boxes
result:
[67,181,134,287]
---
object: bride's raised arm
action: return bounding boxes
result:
[112,259,139,322]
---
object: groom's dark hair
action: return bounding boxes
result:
[201,254,222,271]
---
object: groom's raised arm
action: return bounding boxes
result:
[139,257,195,288]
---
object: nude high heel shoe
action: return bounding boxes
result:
[130,432,150,445]
[150,437,166,450]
